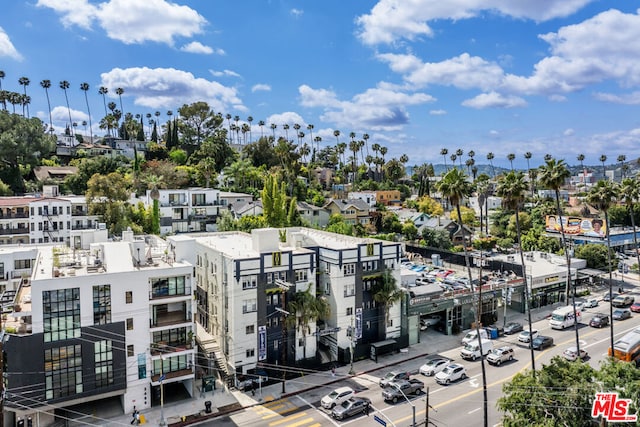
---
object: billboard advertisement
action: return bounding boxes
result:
[545,215,606,237]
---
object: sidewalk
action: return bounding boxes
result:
[100,301,571,427]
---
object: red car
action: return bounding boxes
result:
[630,302,640,313]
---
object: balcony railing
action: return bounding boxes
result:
[0,228,29,236]
[150,340,193,355]
[150,306,191,328]
[0,212,28,219]
[149,285,192,300]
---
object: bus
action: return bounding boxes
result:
[608,328,640,364]
[549,305,582,330]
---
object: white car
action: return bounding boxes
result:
[435,363,467,385]
[562,346,588,362]
[321,387,355,409]
[419,357,449,376]
[583,298,599,308]
[518,329,539,343]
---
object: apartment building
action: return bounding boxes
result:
[2,230,195,426]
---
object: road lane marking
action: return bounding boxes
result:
[295,395,340,427]
[469,407,481,414]
[268,412,307,426]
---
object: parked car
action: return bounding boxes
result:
[584,298,599,308]
[503,322,523,335]
[613,309,632,321]
[531,336,554,350]
[589,313,610,328]
[420,315,442,330]
[382,379,425,403]
[379,371,411,388]
[518,329,539,343]
[331,397,371,420]
[435,363,467,385]
[563,346,588,362]
[603,292,618,302]
[236,370,268,391]
[486,346,515,366]
[630,302,640,313]
[419,357,449,376]
[321,387,355,409]
[612,295,635,308]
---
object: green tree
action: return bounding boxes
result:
[574,243,612,269]
[326,214,353,236]
[216,209,238,231]
[262,174,296,228]
[449,205,476,225]
[417,195,444,217]
[437,167,488,426]
[86,172,132,235]
[285,284,331,360]
[176,101,223,153]
[620,177,640,276]
[421,227,453,250]
[372,269,403,338]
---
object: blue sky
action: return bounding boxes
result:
[2,0,640,170]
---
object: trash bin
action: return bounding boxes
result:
[204,401,212,414]
[138,414,146,425]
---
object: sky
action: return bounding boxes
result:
[2,0,640,170]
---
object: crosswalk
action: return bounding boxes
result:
[252,397,322,427]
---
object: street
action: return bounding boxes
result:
[192,290,640,427]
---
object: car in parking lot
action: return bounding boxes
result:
[486,346,515,366]
[503,322,523,335]
[420,315,442,330]
[583,298,599,308]
[419,357,449,376]
[531,336,554,350]
[589,313,610,328]
[518,329,539,343]
[612,295,635,308]
[630,302,640,313]
[563,346,588,361]
[613,309,632,321]
[331,397,371,420]
[379,371,411,388]
[321,387,355,409]
[603,292,618,302]
[435,363,467,385]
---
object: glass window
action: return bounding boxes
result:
[127,318,133,330]
[94,340,114,388]
[43,288,80,343]
[126,291,133,304]
[44,344,83,399]
[93,285,111,325]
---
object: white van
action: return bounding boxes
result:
[461,329,489,345]
[461,339,494,361]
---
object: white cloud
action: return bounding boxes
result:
[290,8,303,18]
[38,0,207,46]
[299,84,434,131]
[209,69,241,78]
[356,0,593,45]
[180,42,221,55]
[0,27,22,61]
[100,67,244,113]
[593,91,640,105]
[429,109,446,115]
[265,112,307,128]
[462,92,527,109]
[563,128,575,136]
[252,84,271,92]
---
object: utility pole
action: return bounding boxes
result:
[425,387,429,427]
[0,309,4,427]
[348,317,355,375]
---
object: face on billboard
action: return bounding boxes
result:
[545,215,606,237]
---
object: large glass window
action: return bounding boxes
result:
[44,345,83,399]
[43,288,80,342]
[94,340,114,388]
[93,285,111,325]
[151,276,187,298]
[152,354,189,376]
[152,327,188,349]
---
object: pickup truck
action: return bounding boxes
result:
[381,379,425,403]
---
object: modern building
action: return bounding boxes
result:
[2,230,195,426]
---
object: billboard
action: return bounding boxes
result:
[545,215,606,237]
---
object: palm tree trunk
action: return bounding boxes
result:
[515,208,536,375]
[629,206,640,288]
[457,204,488,427]
[605,210,615,355]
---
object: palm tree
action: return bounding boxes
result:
[59,80,73,135]
[587,180,617,355]
[524,151,535,197]
[486,152,496,178]
[455,148,464,167]
[600,154,607,179]
[437,167,488,427]
[440,148,449,170]
[98,86,109,119]
[40,79,54,133]
[258,120,265,139]
[538,158,573,299]
[577,154,586,188]
[283,123,290,141]
[306,123,314,151]
[372,270,403,339]
[80,82,93,143]
[246,116,253,142]
[620,178,640,291]
[617,155,627,178]
[285,284,330,360]
[270,123,277,141]
[496,171,537,375]
[18,76,30,117]
[507,153,515,171]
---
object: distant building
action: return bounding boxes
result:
[324,198,372,226]
[296,201,330,228]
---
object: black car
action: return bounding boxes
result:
[589,313,610,328]
[531,336,554,350]
[331,397,371,420]
[503,322,524,335]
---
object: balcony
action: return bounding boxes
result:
[150,302,191,328]
[0,212,28,219]
[150,340,193,355]
[0,228,29,236]
[150,285,192,300]
[71,209,89,217]
[151,368,192,383]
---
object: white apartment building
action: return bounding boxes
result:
[2,230,195,426]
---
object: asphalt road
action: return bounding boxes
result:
[194,294,640,427]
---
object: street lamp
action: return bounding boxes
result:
[158,356,166,426]
[348,317,355,375]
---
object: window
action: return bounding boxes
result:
[14,259,32,270]
[298,338,304,347]
[246,325,255,334]
[346,307,353,316]
[43,288,80,342]
[44,345,83,399]
[127,345,134,357]
[362,261,378,272]
[0,262,3,279]
[94,340,114,388]
[241,275,258,290]
[93,285,111,325]
[342,263,356,276]
[242,299,257,313]
[266,271,287,284]
[246,349,255,358]
[127,318,134,330]
[150,276,187,298]
[125,291,133,304]
[294,269,308,282]
[344,283,355,297]
[274,340,279,350]
[152,354,189,375]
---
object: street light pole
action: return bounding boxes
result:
[348,316,355,375]
[159,356,166,426]
[391,383,415,427]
